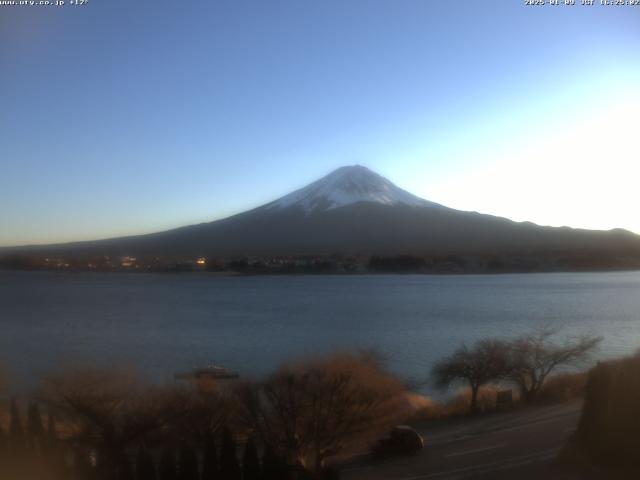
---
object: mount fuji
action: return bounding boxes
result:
[4,165,640,264]
[264,165,437,213]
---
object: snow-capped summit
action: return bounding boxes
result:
[8,164,640,262]
[266,165,437,214]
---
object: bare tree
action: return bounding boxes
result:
[39,366,185,476]
[506,328,602,404]
[170,387,233,444]
[431,339,509,414]
[237,353,406,473]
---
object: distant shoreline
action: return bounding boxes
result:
[4,248,640,277]
[2,266,640,276]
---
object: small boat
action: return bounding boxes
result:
[174,365,239,381]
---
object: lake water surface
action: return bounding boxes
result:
[1,270,640,391]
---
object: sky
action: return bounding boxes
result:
[1,0,639,246]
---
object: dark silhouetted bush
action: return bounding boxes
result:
[576,354,640,467]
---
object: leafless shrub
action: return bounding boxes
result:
[536,372,587,405]
[410,385,510,421]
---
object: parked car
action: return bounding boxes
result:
[371,425,424,457]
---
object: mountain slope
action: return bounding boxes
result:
[3,165,640,260]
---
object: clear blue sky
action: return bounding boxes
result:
[1,0,639,246]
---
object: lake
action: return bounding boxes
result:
[1,270,639,392]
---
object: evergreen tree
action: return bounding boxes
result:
[9,399,25,453]
[95,449,117,480]
[178,445,199,480]
[0,424,7,477]
[242,438,261,480]
[260,445,276,480]
[261,445,287,480]
[158,448,178,480]
[46,412,58,448]
[219,427,240,480]
[27,402,45,451]
[118,453,135,480]
[136,447,157,480]
[44,413,65,475]
[321,466,340,480]
[0,423,6,453]
[201,433,218,480]
[74,451,96,480]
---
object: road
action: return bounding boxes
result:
[340,401,588,480]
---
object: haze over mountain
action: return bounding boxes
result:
[3,165,640,261]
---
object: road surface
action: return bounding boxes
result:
[340,401,588,480]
